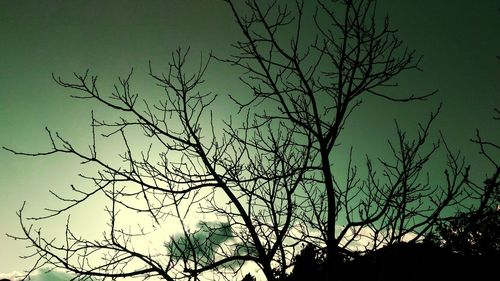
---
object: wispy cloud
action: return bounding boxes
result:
[0,268,92,281]
[0,270,22,281]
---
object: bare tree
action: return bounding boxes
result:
[221,0,471,279]
[5,44,309,280]
[3,1,482,281]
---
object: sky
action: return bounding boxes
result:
[1,0,499,278]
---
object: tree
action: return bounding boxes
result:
[4,1,480,281]
[221,0,470,279]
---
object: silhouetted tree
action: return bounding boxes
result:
[222,1,471,280]
[4,1,487,281]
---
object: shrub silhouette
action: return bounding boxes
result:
[240,273,256,281]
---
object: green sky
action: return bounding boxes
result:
[0,0,499,275]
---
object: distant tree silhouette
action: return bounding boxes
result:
[4,1,492,281]
[282,239,497,281]
[341,241,484,281]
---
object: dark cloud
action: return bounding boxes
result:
[167,221,233,265]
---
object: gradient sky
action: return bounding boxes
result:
[1,0,499,276]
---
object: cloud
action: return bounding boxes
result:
[338,225,421,252]
[167,221,234,266]
[0,270,22,281]
[0,269,92,281]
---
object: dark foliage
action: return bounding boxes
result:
[279,235,498,281]
[344,241,497,281]
[439,208,500,257]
